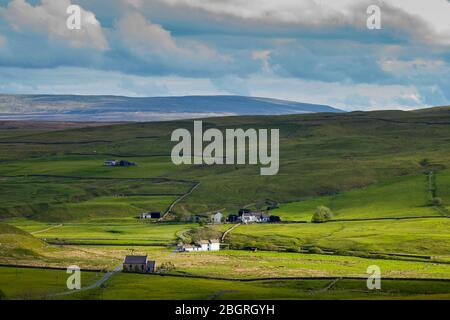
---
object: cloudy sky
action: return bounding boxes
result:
[0,0,449,111]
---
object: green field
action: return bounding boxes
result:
[272,173,441,221]
[225,218,450,258]
[1,110,450,299]
[1,267,449,300]
[10,220,192,245]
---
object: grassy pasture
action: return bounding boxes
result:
[0,267,100,300]
[271,173,440,221]
[1,266,448,300]
[10,221,193,245]
[70,274,450,300]
[0,176,189,220]
[3,110,450,217]
[158,250,450,279]
[225,218,450,257]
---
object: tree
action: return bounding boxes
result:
[159,262,176,274]
[311,206,333,223]
[432,197,443,206]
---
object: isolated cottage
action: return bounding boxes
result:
[123,255,156,273]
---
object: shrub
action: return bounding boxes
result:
[308,246,324,254]
[159,262,176,273]
[311,206,333,223]
[432,197,443,206]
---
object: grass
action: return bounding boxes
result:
[0,175,190,221]
[158,250,450,279]
[3,109,450,217]
[68,274,450,300]
[225,218,450,258]
[0,267,100,300]
[9,220,194,245]
[2,110,450,299]
[2,266,445,300]
[272,173,439,221]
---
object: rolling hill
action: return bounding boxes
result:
[0,107,450,220]
[0,94,343,122]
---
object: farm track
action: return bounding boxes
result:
[161,181,200,220]
[51,264,123,298]
[31,224,62,235]
[307,277,342,295]
[221,223,241,242]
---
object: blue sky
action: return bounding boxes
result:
[0,0,450,110]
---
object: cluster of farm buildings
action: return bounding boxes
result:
[104,159,136,167]
[211,208,281,224]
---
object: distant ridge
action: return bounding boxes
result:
[0,94,343,122]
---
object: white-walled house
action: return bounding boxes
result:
[208,239,220,251]
[239,212,270,223]
[180,239,220,252]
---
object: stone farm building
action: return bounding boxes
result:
[123,255,156,273]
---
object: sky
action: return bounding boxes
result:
[0,0,450,111]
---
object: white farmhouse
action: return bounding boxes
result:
[180,239,220,252]
[239,212,270,223]
[208,239,220,251]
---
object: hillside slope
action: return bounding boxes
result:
[0,94,342,122]
[0,107,450,219]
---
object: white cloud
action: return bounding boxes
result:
[159,0,450,46]
[1,0,108,50]
[0,66,428,111]
[381,58,446,74]
[117,12,225,62]
[223,74,426,111]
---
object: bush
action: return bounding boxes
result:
[307,246,324,254]
[432,197,443,206]
[311,206,333,223]
[159,262,176,273]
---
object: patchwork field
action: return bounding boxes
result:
[271,173,442,221]
[1,110,450,299]
[225,218,450,258]
[9,220,192,245]
[1,266,449,300]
